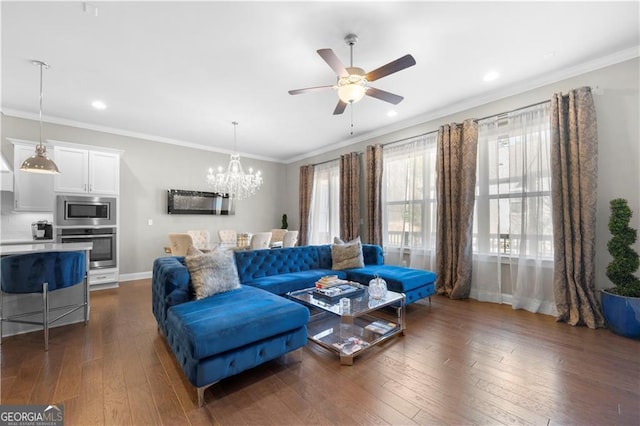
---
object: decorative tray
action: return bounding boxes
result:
[312,283,365,303]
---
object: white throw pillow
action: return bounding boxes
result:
[331,237,364,270]
[185,247,241,299]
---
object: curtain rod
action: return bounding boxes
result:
[310,157,341,167]
[310,130,437,167]
[381,129,438,148]
[310,152,363,167]
[474,98,551,123]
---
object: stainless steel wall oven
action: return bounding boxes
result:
[57,227,117,269]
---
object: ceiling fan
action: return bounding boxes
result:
[288,34,416,115]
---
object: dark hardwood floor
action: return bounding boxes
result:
[1,279,638,425]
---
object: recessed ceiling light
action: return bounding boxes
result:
[91,100,107,110]
[483,71,500,82]
[387,110,397,117]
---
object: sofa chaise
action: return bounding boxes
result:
[152,257,309,407]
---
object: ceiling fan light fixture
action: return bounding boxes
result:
[338,83,366,104]
[337,69,367,104]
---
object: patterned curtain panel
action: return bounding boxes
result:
[340,152,360,241]
[365,145,383,246]
[435,119,478,299]
[551,87,604,329]
[298,164,314,246]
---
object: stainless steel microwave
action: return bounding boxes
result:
[56,195,117,227]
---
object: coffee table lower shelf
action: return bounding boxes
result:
[306,309,404,365]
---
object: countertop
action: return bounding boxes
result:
[0,238,54,245]
[0,242,92,256]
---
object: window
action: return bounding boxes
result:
[308,160,340,245]
[382,133,437,268]
[474,104,553,259]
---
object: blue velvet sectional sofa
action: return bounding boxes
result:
[152,243,436,406]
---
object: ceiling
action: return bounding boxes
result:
[2,2,639,163]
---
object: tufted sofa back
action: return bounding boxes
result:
[233,244,384,283]
[234,245,324,283]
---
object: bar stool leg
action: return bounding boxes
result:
[84,271,89,324]
[0,289,3,346]
[43,282,49,351]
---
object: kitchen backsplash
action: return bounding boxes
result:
[0,191,53,241]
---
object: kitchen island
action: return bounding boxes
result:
[0,242,92,340]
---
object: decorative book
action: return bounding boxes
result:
[312,283,364,303]
[364,320,397,336]
[315,275,348,289]
[332,336,369,355]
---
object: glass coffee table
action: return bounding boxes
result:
[287,282,405,365]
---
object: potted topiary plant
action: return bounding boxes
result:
[600,198,640,339]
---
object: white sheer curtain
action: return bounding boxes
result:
[308,160,340,245]
[382,133,438,269]
[472,103,556,315]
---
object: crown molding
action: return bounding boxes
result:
[0,110,283,163]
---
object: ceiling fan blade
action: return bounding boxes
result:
[317,49,348,77]
[366,87,404,105]
[333,100,348,115]
[365,54,416,82]
[288,85,334,95]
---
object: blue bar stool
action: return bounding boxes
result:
[0,251,88,351]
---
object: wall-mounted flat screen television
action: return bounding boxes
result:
[167,189,234,215]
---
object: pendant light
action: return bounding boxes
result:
[20,60,60,174]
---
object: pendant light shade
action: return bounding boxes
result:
[21,60,60,175]
[20,144,60,174]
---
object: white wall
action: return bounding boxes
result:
[1,116,288,277]
[284,58,640,291]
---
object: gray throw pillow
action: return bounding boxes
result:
[185,247,241,299]
[331,237,364,270]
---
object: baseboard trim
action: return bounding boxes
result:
[119,271,152,282]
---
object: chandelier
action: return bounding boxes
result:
[20,60,60,174]
[207,122,262,200]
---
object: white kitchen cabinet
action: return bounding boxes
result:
[12,142,54,212]
[88,151,120,194]
[54,146,119,195]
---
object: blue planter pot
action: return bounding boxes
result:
[601,289,640,339]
